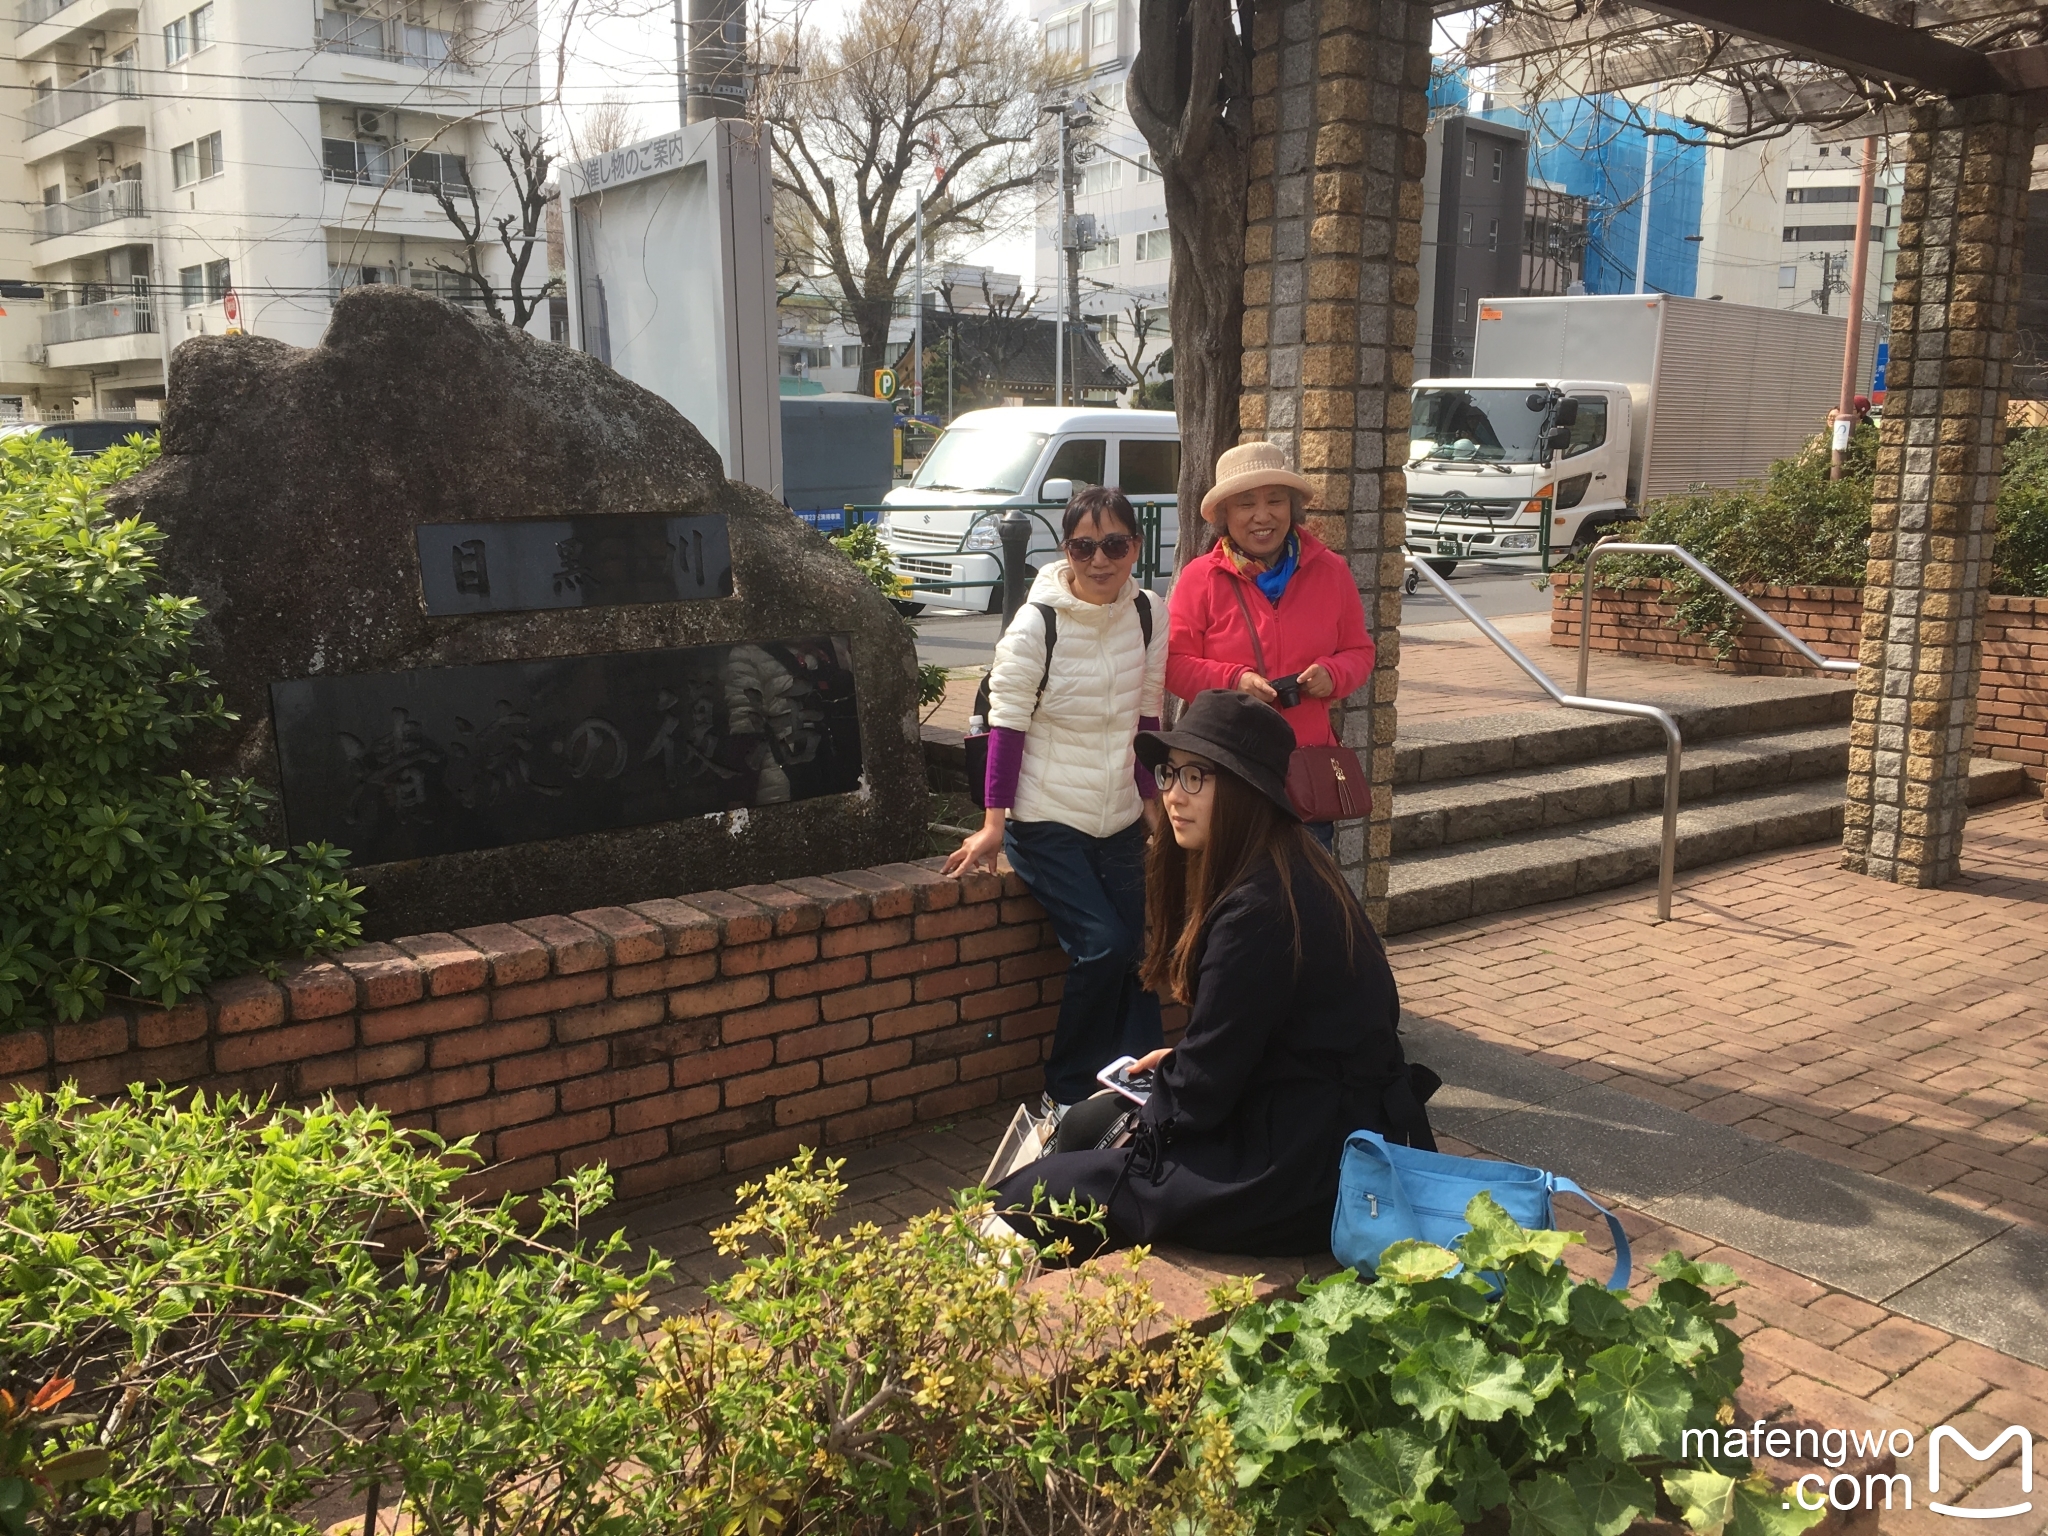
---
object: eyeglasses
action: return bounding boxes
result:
[1155,762,1212,796]
[1064,533,1137,563]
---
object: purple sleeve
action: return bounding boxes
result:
[1134,716,1161,799]
[984,725,1027,809]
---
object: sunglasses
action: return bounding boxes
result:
[1155,761,1213,795]
[1064,533,1137,563]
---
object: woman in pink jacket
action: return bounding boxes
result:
[1166,441,1376,850]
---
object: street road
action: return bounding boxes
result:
[911,562,1554,670]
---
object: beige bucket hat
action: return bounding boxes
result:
[1199,440,1315,519]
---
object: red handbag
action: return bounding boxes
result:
[1228,579,1371,823]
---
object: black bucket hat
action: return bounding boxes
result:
[1136,689,1300,821]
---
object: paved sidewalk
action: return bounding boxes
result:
[1389,796,2048,1237]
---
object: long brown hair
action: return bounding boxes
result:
[1140,767,1369,1003]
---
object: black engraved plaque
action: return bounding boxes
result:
[270,637,861,863]
[416,514,734,615]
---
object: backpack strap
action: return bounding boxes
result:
[1134,589,1153,651]
[1032,602,1057,708]
[1548,1175,1634,1292]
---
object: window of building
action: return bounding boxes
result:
[1459,212,1472,246]
[1817,145,1830,157]
[1043,8,1083,52]
[1091,82,1124,110]
[1463,139,1476,177]
[1136,152,1157,182]
[1783,225,1882,243]
[171,131,223,188]
[409,266,482,308]
[1135,227,1170,262]
[1456,286,1469,323]
[1078,237,1120,271]
[1488,219,1498,251]
[1491,146,1503,182]
[1090,3,1115,48]
[205,259,231,300]
[164,2,212,62]
[1078,159,1120,196]
[179,264,203,307]
[840,343,860,367]
[1779,264,1798,287]
[1788,185,1888,204]
[407,149,468,194]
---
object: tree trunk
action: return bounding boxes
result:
[1128,0,1252,570]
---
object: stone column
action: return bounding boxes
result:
[1239,0,1432,924]
[1843,97,2037,885]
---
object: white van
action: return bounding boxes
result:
[876,406,1180,613]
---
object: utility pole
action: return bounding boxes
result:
[1053,104,1066,408]
[1811,251,1845,316]
[1832,135,1879,480]
[684,0,746,122]
[914,189,925,418]
[1633,81,1659,296]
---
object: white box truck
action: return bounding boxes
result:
[1405,294,1876,574]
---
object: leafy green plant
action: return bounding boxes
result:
[0,431,363,1026]
[0,1377,109,1536]
[1994,426,2048,597]
[1211,1194,1818,1536]
[830,519,951,710]
[1561,424,1876,659]
[1,1083,671,1536]
[649,1149,1243,1536]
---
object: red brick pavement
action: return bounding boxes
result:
[1389,796,2048,1236]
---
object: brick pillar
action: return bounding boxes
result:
[1843,97,2038,885]
[1239,0,1431,925]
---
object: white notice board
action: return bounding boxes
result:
[561,120,782,496]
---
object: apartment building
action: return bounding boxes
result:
[1775,128,1901,348]
[1,0,539,421]
[1028,0,1170,396]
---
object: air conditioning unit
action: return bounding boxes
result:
[355,108,390,138]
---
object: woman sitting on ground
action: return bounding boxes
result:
[992,689,1437,1259]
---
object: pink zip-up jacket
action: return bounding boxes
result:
[1165,527,1375,749]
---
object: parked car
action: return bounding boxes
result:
[876,406,1180,613]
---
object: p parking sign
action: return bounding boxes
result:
[872,368,898,399]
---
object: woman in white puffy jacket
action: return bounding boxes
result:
[944,486,1170,1114]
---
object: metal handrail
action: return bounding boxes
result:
[1405,554,1684,922]
[1577,540,1861,696]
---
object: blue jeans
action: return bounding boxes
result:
[1004,816,1164,1104]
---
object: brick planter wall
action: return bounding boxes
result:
[0,861,1084,1201]
[1547,573,1862,675]
[1551,576,2048,784]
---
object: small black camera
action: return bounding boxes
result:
[1270,673,1303,709]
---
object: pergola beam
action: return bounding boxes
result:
[1623,0,2004,94]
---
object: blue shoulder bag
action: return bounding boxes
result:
[1332,1129,1633,1291]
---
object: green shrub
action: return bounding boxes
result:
[0,432,362,1027]
[1994,426,2048,597]
[830,519,950,709]
[1,1084,672,1536]
[1212,1195,1817,1536]
[1565,424,1876,659]
[650,1150,1243,1535]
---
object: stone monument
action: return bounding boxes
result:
[110,286,925,937]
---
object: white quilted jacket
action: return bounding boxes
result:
[986,562,1168,838]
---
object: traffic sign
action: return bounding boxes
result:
[223,288,239,324]
[872,367,898,399]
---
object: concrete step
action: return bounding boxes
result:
[1384,757,2029,935]
[1394,677,1855,787]
[1390,724,1848,855]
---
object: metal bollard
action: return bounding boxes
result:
[998,509,1033,626]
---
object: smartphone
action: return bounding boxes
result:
[1095,1054,1157,1105]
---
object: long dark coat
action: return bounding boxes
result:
[994,854,1437,1257]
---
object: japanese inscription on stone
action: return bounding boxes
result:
[415,514,734,615]
[270,637,860,863]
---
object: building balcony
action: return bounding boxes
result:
[25,61,140,139]
[43,295,154,347]
[316,10,470,71]
[15,0,136,57]
[34,179,143,242]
